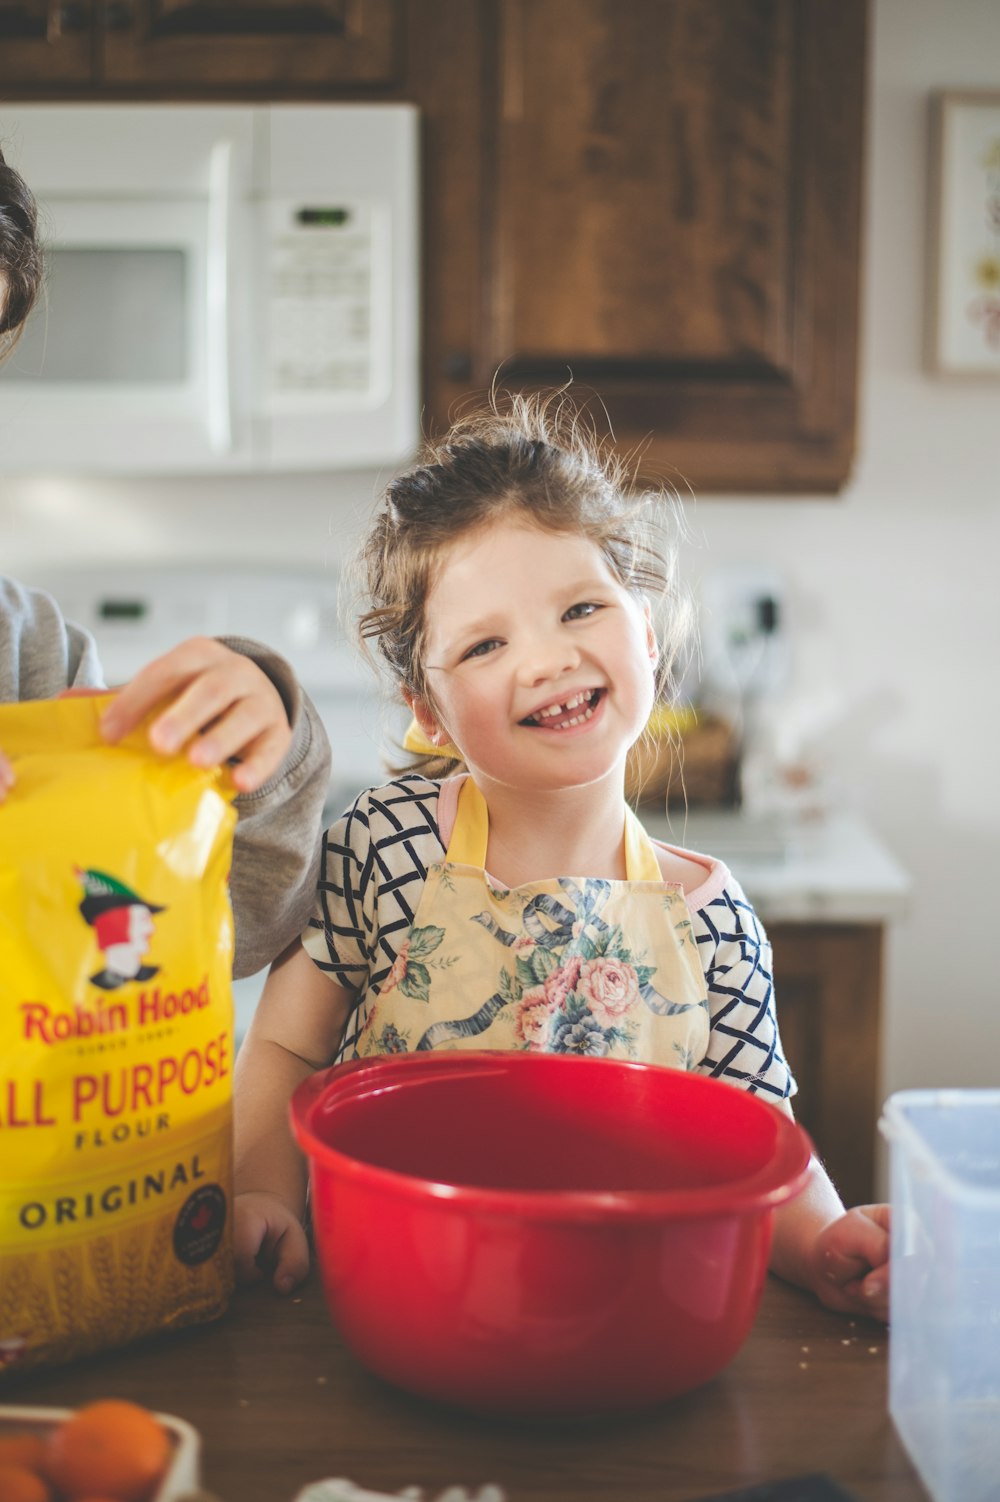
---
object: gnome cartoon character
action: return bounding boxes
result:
[76,867,165,990]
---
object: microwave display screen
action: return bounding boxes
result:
[0,248,187,385]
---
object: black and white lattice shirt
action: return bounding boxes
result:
[302,776,796,1101]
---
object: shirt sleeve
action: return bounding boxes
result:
[301,791,377,998]
[691,878,796,1101]
[0,577,104,700]
[218,634,331,980]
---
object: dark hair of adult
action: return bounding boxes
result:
[0,145,43,344]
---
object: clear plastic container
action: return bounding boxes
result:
[880,1089,1000,1502]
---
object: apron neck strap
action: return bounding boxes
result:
[445,777,491,866]
[444,778,664,882]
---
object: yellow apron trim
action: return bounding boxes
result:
[445,777,665,884]
[624,803,664,882]
[444,777,492,866]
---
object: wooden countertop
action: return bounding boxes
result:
[7,1273,926,1502]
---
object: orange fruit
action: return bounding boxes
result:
[0,1462,53,1502]
[0,1435,47,1472]
[44,1400,170,1502]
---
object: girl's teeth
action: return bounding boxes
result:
[539,692,589,719]
[534,702,595,729]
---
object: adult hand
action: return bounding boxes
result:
[100,637,293,794]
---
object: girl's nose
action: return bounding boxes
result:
[517,632,580,686]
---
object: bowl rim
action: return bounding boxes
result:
[291,1052,813,1222]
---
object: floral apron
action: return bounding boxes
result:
[356,778,709,1068]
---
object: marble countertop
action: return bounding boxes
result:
[639,806,911,924]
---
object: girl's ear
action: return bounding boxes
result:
[642,599,659,667]
[403,689,445,747]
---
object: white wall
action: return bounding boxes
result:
[3,0,998,1107]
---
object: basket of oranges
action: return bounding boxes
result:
[0,1400,198,1502]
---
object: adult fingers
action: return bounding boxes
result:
[100,637,235,745]
[222,723,294,794]
[188,693,291,776]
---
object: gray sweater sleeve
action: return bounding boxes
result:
[219,635,331,979]
[0,576,104,698]
[1,579,330,982]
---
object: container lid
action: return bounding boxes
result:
[880,1088,1000,1205]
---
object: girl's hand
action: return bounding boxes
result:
[234,1190,310,1294]
[0,749,13,803]
[99,637,293,794]
[809,1204,891,1321]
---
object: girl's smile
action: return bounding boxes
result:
[519,686,605,730]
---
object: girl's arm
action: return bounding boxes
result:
[232,938,354,1293]
[690,879,890,1322]
[769,1099,890,1322]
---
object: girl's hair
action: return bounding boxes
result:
[355,389,691,779]
[0,145,43,351]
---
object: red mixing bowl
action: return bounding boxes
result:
[291,1051,811,1417]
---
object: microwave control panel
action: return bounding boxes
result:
[265,200,389,407]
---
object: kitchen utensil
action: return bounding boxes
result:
[291,1052,811,1417]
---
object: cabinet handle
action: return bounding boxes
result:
[103,0,132,29]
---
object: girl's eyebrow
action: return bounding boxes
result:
[432,573,617,657]
[448,574,612,639]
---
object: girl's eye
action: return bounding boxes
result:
[564,602,601,621]
[462,638,502,661]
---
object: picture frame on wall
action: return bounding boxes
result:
[927,91,1000,376]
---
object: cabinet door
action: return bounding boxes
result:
[99,0,402,90]
[421,0,866,493]
[769,923,883,1209]
[0,0,93,85]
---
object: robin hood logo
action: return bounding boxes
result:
[75,867,166,991]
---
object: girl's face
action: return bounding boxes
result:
[411,518,657,796]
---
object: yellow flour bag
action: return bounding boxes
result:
[0,694,237,1373]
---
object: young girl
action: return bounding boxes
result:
[233,395,890,1320]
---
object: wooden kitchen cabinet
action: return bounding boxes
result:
[412,0,868,494]
[769,922,884,1208]
[0,0,402,93]
[0,0,93,84]
[0,0,867,494]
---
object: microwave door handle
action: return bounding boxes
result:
[206,138,233,454]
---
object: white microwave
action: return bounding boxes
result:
[0,103,419,475]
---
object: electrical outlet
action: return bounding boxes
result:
[697,565,789,700]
